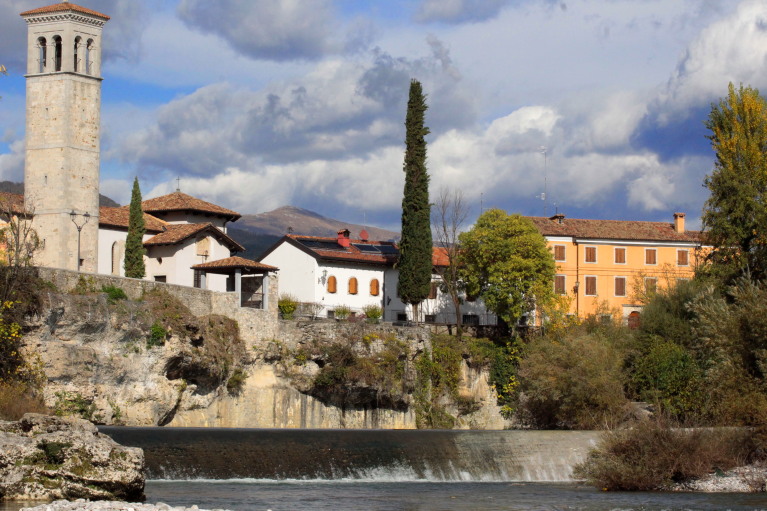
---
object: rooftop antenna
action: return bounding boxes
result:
[287,226,294,234]
[176,177,181,192]
[480,192,484,214]
[536,146,548,217]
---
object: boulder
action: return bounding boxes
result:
[0,413,145,502]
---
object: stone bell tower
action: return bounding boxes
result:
[20,1,109,272]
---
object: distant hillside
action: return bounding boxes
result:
[0,181,120,208]
[229,206,400,260]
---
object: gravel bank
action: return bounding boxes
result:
[668,464,767,493]
[19,500,233,511]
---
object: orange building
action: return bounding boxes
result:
[528,212,704,322]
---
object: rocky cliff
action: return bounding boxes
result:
[23,287,508,429]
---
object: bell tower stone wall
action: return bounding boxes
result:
[21,3,109,272]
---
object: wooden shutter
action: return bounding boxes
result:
[585,246,597,263]
[645,277,657,294]
[614,247,626,264]
[348,277,358,295]
[615,277,626,297]
[677,250,689,266]
[554,275,566,295]
[645,249,657,265]
[585,276,597,296]
[370,278,380,296]
[554,245,566,261]
[327,276,337,294]
[428,282,438,299]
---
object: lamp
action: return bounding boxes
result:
[70,210,90,272]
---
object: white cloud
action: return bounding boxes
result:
[0,140,24,183]
[415,0,511,24]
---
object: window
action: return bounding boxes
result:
[370,278,380,296]
[86,39,93,75]
[193,270,203,289]
[614,247,626,264]
[348,277,358,295]
[614,277,626,297]
[554,275,566,295]
[645,248,657,265]
[327,310,335,319]
[53,35,62,72]
[585,246,597,263]
[628,311,641,330]
[425,314,436,324]
[645,277,658,294]
[111,241,119,275]
[428,282,438,299]
[585,276,597,296]
[327,275,337,294]
[74,36,81,72]
[396,312,408,321]
[154,276,167,283]
[677,249,689,266]
[37,37,47,73]
[463,314,480,326]
[553,245,566,261]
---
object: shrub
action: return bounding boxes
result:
[101,284,128,304]
[518,326,630,429]
[334,305,351,320]
[362,304,383,323]
[147,321,167,348]
[278,294,298,319]
[467,337,523,418]
[54,391,100,422]
[574,419,753,490]
[226,368,248,395]
[72,275,97,295]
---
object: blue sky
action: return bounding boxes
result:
[1,0,766,232]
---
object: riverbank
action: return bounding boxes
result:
[19,501,230,511]
[668,463,767,492]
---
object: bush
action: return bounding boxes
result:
[278,294,298,319]
[54,391,100,422]
[147,321,167,348]
[467,337,522,418]
[101,284,128,304]
[362,304,382,323]
[574,419,753,490]
[334,305,351,320]
[226,368,247,395]
[518,326,630,429]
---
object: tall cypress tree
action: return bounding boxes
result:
[397,79,432,321]
[124,177,146,278]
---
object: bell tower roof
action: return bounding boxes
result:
[20,2,110,21]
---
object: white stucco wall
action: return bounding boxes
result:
[260,243,318,303]
[316,262,385,316]
[151,211,230,230]
[144,235,231,291]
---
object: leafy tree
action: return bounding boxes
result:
[702,82,767,281]
[397,79,432,320]
[432,188,468,336]
[458,209,555,326]
[124,177,146,278]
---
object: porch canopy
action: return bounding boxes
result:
[192,256,278,308]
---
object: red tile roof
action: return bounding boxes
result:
[192,256,277,273]
[20,2,110,20]
[0,193,27,216]
[528,215,703,243]
[144,223,245,252]
[140,192,240,221]
[99,207,166,233]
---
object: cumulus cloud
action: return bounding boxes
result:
[176,0,345,61]
[415,0,511,24]
[0,140,25,183]
[0,0,148,72]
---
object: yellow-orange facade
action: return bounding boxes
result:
[529,213,704,321]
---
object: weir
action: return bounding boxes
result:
[100,427,599,482]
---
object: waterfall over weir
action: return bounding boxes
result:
[100,427,599,482]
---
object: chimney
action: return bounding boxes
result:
[337,228,351,248]
[674,212,685,234]
[550,213,565,225]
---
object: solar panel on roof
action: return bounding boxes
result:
[377,245,399,255]
[301,240,345,251]
[353,244,381,253]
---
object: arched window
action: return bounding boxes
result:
[370,278,380,296]
[327,275,337,294]
[74,36,81,72]
[53,36,62,72]
[86,39,94,75]
[348,277,358,295]
[37,37,47,73]
[111,241,120,275]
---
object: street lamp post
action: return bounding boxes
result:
[70,210,91,272]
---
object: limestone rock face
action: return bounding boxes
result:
[0,414,145,502]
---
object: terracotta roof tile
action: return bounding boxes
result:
[99,207,166,233]
[144,223,245,252]
[20,2,110,20]
[192,256,277,272]
[140,192,240,221]
[528,216,703,243]
[0,193,27,216]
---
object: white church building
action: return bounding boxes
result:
[13,1,277,305]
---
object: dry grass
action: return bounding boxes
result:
[574,419,757,490]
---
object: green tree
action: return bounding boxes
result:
[124,177,146,278]
[702,82,767,281]
[458,209,555,326]
[397,79,432,320]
